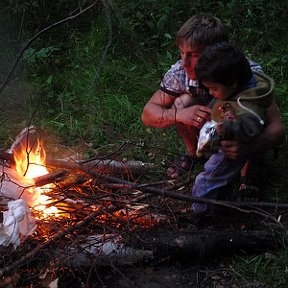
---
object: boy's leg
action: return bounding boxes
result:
[192,150,247,213]
[238,159,259,201]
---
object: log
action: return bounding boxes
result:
[0,150,154,175]
[46,158,155,175]
[50,229,280,267]
[33,170,68,186]
[136,229,279,261]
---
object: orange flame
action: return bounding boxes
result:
[14,139,48,178]
[14,138,59,217]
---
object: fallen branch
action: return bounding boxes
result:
[0,151,155,175]
[0,150,286,225]
[42,229,282,267]
[46,158,155,175]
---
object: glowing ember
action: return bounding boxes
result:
[14,138,59,217]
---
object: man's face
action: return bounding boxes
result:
[179,43,203,80]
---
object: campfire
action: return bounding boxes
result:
[13,137,59,218]
[0,126,168,286]
[0,127,284,287]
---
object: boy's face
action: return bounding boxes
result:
[202,81,236,100]
[179,42,203,80]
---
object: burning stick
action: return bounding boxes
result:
[33,170,68,187]
[45,158,154,175]
[0,150,154,175]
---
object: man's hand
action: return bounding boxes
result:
[176,105,211,128]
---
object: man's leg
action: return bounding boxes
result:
[238,152,273,201]
[166,124,199,178]
[167,94,200,178]
[177,124,199,156]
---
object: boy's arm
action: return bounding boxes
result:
[220,102,284,159]
[220,113,264,142]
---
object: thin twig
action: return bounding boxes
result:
[81,168,285,229]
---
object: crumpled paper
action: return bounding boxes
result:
[0,199,37,248]
[196,120,220,157]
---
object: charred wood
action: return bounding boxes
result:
[50,229,280,267]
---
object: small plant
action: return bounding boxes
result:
[235,246,288,287]
[23,46,60,65]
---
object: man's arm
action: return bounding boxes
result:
[142,89,178,128]
[142,89,211,129]
[220,102,285,159]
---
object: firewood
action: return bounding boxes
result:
[0,150,154,175]
[45,158,155,175]
[47,229,280,267]
[33,170,68,187]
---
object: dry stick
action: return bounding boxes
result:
[0,150,287,211]
[77,167,284,227]
[0,1,99,94]
[33,170,68,186]
[69,161,288,210]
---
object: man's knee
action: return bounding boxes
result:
[174,93,194,109]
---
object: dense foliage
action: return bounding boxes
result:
[0,1,288,285]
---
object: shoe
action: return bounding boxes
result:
[176,210,204,226]
[236,176,260,202]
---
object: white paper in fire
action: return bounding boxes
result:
[0,167,39,206]
[0,199,36,248]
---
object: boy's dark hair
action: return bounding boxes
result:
[176,14,229,49]
[195,42,253,87]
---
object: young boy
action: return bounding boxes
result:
[191,42,274,213]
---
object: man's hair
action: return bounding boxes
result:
[176,14,229,49]
[195,42,253,87]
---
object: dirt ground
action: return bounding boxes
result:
[93,261,261,288]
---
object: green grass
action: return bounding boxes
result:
[234,245,288,287]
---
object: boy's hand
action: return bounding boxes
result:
[216,122,224,136]
[220,140,247,159]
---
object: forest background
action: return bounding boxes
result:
[0,0,288,286]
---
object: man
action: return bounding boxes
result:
[142,14,284,184]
